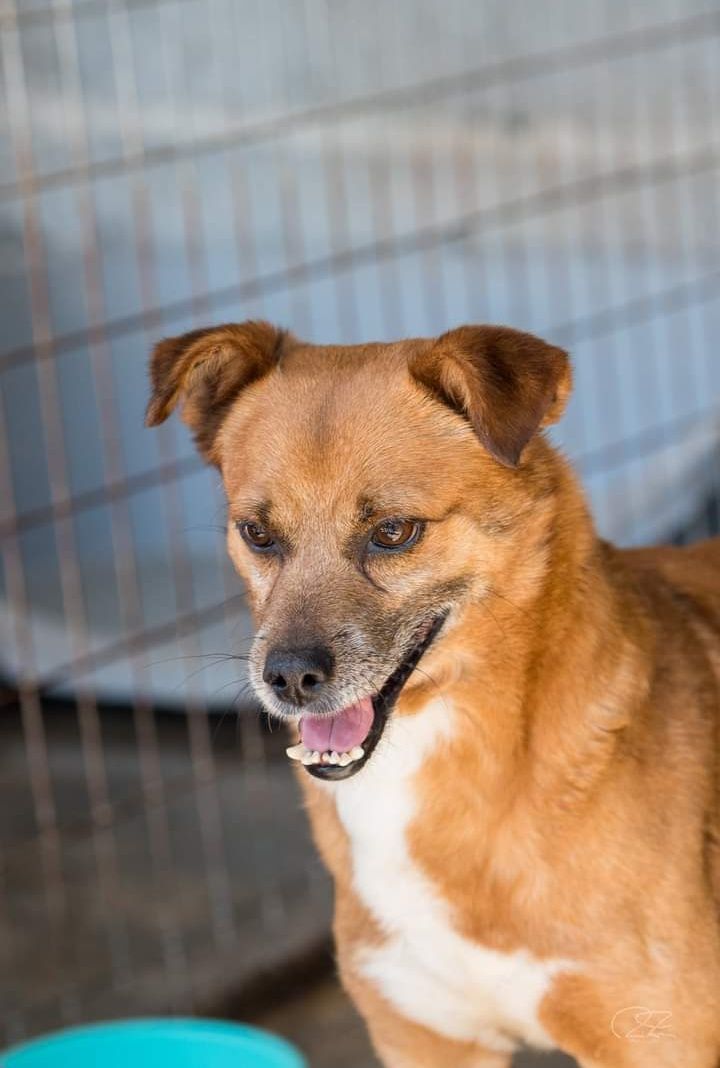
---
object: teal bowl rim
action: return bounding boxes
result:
[1,1017,306,1066]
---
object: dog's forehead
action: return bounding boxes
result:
[219,344,478,519]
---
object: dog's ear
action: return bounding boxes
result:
[146,320,286,460]
[409,324,571,467]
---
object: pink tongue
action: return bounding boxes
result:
[300,696,374,752]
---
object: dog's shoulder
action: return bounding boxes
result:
[620,537,720,602]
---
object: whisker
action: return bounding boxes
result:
[181,658,251,686]
[207,677,256,699]
[210,705,238,745]
[486,586,536,624]
[481,598,508,642]
[147,652,251,667]
[411,665,452,714]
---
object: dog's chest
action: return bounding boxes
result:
[331,701,565,1054]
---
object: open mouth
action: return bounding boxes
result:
[285,613,447,781]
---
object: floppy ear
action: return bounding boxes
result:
[146,320,286,460]
[409,324,571,467]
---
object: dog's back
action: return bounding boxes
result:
[622,536,720,645]
[621,536,720,903]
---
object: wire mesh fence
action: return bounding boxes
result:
[1,0,719,1046]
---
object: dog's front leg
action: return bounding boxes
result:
[368,1016,511,1068]
[541,970,720,1068]
[340,964,510,1068]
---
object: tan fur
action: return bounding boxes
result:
[147,322,720,1067]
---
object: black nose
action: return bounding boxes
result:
[262,646,334,706]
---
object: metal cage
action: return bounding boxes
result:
[1,0,719,1045]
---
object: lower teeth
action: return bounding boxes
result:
[286,743,364,767]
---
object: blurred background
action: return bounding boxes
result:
[1,1,719,1064]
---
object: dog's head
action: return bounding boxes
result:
[147,322,571,779]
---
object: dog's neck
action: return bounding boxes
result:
[404,446,653,813]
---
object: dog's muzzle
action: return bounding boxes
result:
[285,613,448,781]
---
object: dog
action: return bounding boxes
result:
[147,321,720,1067]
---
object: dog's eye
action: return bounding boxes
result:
[238,521,276,551]
[369,519,422,552]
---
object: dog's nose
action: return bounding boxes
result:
[263,646,334,706]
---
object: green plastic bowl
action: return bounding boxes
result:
[1,1018,306,1068]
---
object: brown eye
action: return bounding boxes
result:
[369,519,422,552]
[238,521,276,552]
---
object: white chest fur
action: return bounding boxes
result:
[330,700,570,1055]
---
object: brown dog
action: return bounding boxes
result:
[147,322,720,1067]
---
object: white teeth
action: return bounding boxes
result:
[286,743,365,768]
